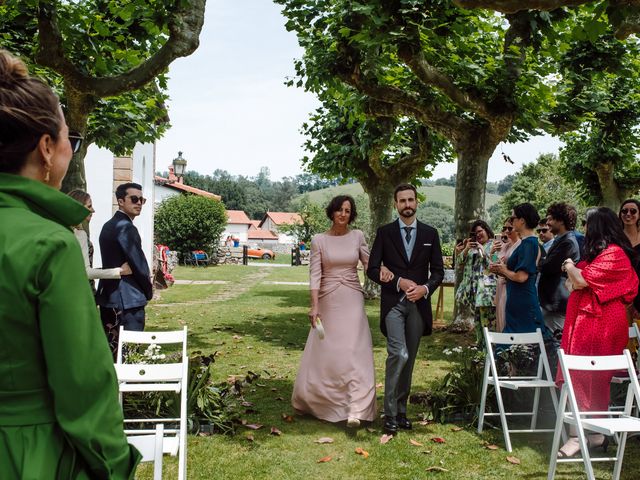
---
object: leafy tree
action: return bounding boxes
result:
[551,30,640,208]
[280,196,329,244]
[155,194,227,260]
[417,201,456,244]
[496,174,515,195]
[497,153,586,220]
[434,174,457,187]
[454,0,640,39]
[276,0,559,243]
[0,0,206,192]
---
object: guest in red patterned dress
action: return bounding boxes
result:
[556,207,639,457]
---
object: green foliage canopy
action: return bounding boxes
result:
[155,194,227,257]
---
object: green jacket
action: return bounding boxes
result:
[0,173,140,479]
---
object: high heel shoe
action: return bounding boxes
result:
[588,434,609,453]
[557,437,581,458]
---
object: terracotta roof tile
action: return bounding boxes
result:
[261,211,302,226]
[226,210,252,224]
[247,228,279,240]
[154,176,221,200]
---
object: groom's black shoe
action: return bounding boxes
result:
[383,417,398,435]
[396,414,412,430]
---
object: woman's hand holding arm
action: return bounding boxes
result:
[563,259,587,290]
[309,290,320,328]
[380,265,394,283]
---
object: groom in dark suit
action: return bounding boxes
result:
[367,183,444,434]
[96,182,153,333]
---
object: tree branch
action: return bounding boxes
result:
[453,0,590,12]
[36,0,206,97]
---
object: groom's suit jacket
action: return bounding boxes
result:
[367,220,444,337]
[96,210,152,310]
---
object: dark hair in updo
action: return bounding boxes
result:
[0,49,62,173]
[512,202,540,229]
[584,207,635,263]
[325,195,357,224]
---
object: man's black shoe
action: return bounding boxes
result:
[396,414,412,430]
[383,417,398,435]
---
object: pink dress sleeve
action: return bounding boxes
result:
[582,245,638,305]
[309,235,322,291]
[358,230,369,272]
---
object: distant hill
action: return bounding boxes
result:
[301,183,501,209]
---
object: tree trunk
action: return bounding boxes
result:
[61,89,97,193]
[360,179,395,299]
[451,137,495,330]
[594,161,624,211]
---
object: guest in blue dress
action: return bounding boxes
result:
[490,203,549,337]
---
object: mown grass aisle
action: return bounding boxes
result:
[136,264,639,479]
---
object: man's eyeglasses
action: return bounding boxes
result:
[621,208,638,216]
[126,195,147,205]
[68,131,83,154]
[536,228,549,234]
[501,226,513,232]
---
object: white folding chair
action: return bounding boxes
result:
[115,327,188,480]
[610,324,640,385]
[477,327,560,452]
[548,349,640,480]
[127,424,164,480]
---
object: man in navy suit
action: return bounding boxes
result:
[367,184,444,435]
[96,182,153,334]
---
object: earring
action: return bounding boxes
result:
[43,168,50,184]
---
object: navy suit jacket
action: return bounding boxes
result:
[367,220,444,337]
[96,211,152,310]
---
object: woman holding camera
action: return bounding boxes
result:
[455,220,497,344]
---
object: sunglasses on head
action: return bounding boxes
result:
[501,226,513,232]
[126,195,146,205]
[621,208,638,215]
[536,227,549,234]
[68,131,83,154]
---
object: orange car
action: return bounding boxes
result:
[246,246,275,260]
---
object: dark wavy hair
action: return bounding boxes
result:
[546,202,577,231]
[512,202,540,229]
[584,207,635,263]
[325,195,357,223]
[619,198,640,228]
[470,219,494,241]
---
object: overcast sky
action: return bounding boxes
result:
[155,0,563,183]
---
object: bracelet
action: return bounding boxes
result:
[561,259,574,272]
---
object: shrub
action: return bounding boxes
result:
[155,194,226,260]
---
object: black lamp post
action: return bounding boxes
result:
[172,151,187,180]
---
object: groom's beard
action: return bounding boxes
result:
[399,208,415,218]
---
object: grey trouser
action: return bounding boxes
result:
[384,299,423,418]
[541,307,565,333]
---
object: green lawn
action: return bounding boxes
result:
[137,264,640,479]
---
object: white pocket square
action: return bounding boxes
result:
[424,243,432,246]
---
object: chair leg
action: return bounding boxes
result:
[493,378,512,452]
[612,432,628,480]
[547,388,567,480]
[576,426,596,480]
[530,386,541,430]
[477,358,490,434]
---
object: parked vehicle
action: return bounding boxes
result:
[246,246,275,260]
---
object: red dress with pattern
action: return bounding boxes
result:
[559,244,639,411]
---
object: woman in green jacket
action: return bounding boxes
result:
[0,50,140,478]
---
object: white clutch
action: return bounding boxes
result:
[314,317,325,340]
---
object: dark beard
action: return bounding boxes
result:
[399,208,415,218]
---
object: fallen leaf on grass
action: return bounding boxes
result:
[270,427,282,436]
[410,439,424,447]
[275,397,284,401]
[245,434,254,442]
[232,335,242,340]
[417,420,432,426]
[271,388,278,392]
[485,444,499,450]
[355,447,370,458]
[366,427,376,433]
[317,456,332,463]
[506,456,521,465]
[256,383,266,387]
[426,466,449,472]
[281,413,295,423]
[314,437,334,444]
[421,450,433,454]
[380,434,393,444]
[241,401,254,407]
[245,423,263,430]
[451,426,463,432]
[431,437,446,444]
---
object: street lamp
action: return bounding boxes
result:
[172,151,187,179]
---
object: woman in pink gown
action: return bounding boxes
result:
[557,207,638,457]
[491,217,520,332]
[292,195,377,427]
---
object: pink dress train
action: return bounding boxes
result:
[292,230,377,422]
